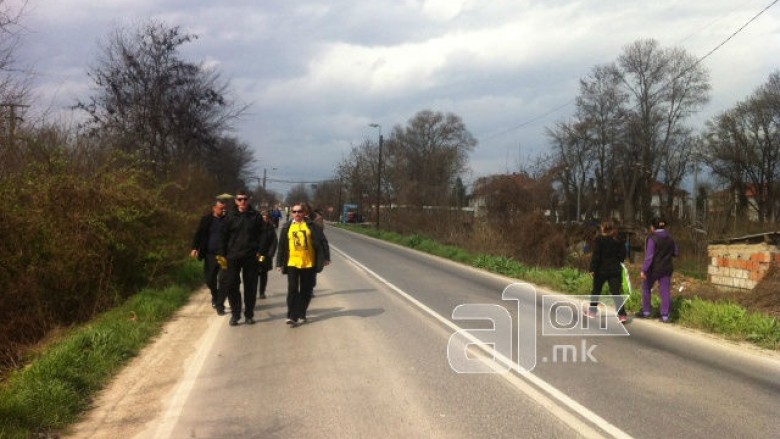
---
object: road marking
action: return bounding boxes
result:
[332,244,633,439]
[146,310,224,439]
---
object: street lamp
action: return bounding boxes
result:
[369,123,383,230]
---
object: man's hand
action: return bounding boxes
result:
[216,255,228,269]
[190,249,198,259]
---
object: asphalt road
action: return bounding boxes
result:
[128,227,780,438]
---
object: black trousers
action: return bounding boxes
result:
[590,273,626,316]
[258,268,269,297]
[286,267,316,321]
[225,255,259,319]
[203,254,225,308]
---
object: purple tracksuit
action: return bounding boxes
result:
[641,229,678,318]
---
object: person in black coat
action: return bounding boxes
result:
[257,211,278,299]
[218,190,264,326]
[190,199,227,314]
[585,220,628,322]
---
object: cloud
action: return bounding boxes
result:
[14,0,780,192]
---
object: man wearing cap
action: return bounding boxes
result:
[190,198,227,314]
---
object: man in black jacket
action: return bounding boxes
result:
[190,199,227,314]
[219,190,264,326]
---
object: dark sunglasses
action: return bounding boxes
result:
[236,197,248,202]
[291,209,303,213]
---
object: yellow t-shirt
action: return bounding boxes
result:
[287,221,315,269]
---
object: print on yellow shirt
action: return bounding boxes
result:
[287,221,315,269]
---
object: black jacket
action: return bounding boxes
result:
[276,219,330,274]
[191,213,222,260]
[219,205,264,260]
[589,234,626,276]
[258,221,278,271]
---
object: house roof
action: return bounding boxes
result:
[709,231,780,245]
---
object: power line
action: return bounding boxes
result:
[479,99,574,142]
[477,0,778,144]
[687,0,779,73]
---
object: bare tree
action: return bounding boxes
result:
[547,120,593,221]
[704,71,780,222]
[208,136,254,192]
[575,64,628,219]
[337,139,378,216]
[386,110,476,207]
[549,39,710,225]
[76,20,247,176]
[615,39,710,223]
[285,183,311,206]
[0,0,31,170]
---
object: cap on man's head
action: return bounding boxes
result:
[216,193,234,201]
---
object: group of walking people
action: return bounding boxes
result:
[194,192,677,326]
[586,216,678,323]
[191,192,329,327]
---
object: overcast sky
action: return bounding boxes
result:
[15,0,780,196]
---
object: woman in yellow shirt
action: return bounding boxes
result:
[276,203,330,326]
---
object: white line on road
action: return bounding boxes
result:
[143,311,224,439]
[332,244,633,439]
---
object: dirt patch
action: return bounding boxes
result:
[62,289,213,439]
[673,267,780,318]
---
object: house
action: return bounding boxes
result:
[709,185,767,222]
[650,181,689,219]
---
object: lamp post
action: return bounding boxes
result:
[369,123,383,231]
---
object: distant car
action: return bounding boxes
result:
[346,212,363,223]
[342,203,363,223]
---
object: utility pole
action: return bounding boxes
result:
[692,159,698,224]
[369,123,382,231]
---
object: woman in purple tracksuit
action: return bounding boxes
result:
[638,217,678,322]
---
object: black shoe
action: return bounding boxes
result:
[216,308,226,316]
[258,294,267,299]
[229,318,239,326]
[635,311,651,319]
[245,317,255,325]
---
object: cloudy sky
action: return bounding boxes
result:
[14,0,780,195]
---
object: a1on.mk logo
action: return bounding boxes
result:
[446,283,629,374]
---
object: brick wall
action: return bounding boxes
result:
[707,243,780,290]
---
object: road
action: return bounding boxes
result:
[68,226,780,438]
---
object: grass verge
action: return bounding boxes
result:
[0,260,202,439]
[338,224,779,350]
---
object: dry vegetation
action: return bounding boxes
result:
[381,207,780,319]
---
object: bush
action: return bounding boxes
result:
[0,135,205,375]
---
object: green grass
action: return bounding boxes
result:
[678,298,780,349]
[337,224,780,350]
[0,260,201,439]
